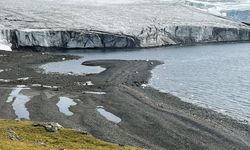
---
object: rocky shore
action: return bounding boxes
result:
[0,50,249,149]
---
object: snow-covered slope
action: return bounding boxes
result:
[0,0,250,50]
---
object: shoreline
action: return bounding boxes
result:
[0,51,249,149]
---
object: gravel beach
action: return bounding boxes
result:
[0,50,249,150]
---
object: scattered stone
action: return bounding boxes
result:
[157,103,164,108]
[141,84,147,88]
[33,122,63,132]
[84,81,94,86]
[7,128,16,134]
[9,135,20,141]
[7,128,21,141]
[75,81,94,86]
[133,81,140,86]
[75,129,89,135]
[35,141,46,146]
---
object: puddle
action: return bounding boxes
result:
[83,91,106,95]
[6,85,31,119]
[40,59,105,75]
[56,97,77,116]
[96,106,121,124]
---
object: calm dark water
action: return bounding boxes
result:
[41,43,250,123]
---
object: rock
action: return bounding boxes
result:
[7,128,16,134]
[9,135,21,141]
[35,141,46,146]
[133,81,140,86]
[7,128,21,141]
[119,143,125,147]
[75,129,89,135]
[141,84,147,88]
[33,122,63,132]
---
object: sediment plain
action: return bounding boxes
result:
[0,51,249,150]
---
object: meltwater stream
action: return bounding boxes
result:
[41,43,250,123]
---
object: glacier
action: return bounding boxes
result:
[0,0,250,51]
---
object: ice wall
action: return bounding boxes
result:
[0,30,12,51]
[0,25,249,51]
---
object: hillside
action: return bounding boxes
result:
[0,119,140,150]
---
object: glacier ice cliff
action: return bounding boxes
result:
[0,0,250,50]
[1,26,249,51]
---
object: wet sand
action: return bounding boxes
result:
[0,51,249,150]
